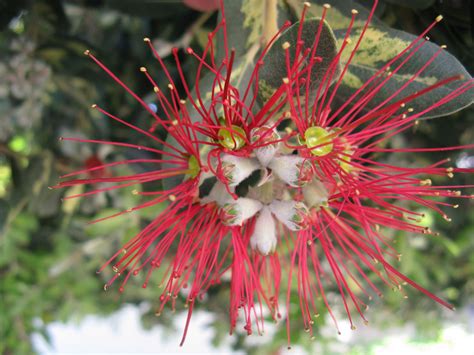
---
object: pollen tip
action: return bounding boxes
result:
[323,3,331,9]
[435,14,443,22]
[408,107,414,112]
[180,99,186,105]
[84,49,90,56]
[58,136,64,141]
[169,194,177,202]
[143,37,151,42]
[351,9,358,15]
[168,83,174,90]
[441,44,447,49]
[91,103,97,108]
[186,47,193,54]
[140,66,147,72]
[282,77,290,84]
[303,1,311,7]
[132,189,139,195]
[282,41,291,50]
[153,86,160,93]
[345,38,352,44]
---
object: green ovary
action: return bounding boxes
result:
[218,125,246,150]
[187,155,200,178]
[304,126,334,157]
[339,149,353,173]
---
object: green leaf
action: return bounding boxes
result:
[333,26,474,118]
[259,18,340,104]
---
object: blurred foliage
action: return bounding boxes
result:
[0,0,473,354]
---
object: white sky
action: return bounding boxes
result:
[32,304,474,355]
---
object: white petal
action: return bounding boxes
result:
[250,206,277,255]
[269,200,309,231]
[302,179,329,208]
[269,155,312,187]
[221,198,263,226]
[221,154,260,187]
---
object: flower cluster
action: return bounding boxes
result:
[56,0,473,346]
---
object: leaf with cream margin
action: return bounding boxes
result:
[332,26,473,118]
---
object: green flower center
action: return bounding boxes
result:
[218,125,246,150]
[303,126,334,157]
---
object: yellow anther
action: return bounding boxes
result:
[282,42,291,50]
[435,15,443,22]
[420,179,432,186]
[140,67,147,72]
[169,194,177,202]
[282,77,290,84]
[153,86,160,93]
[143,37,151,42]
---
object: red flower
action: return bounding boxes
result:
[275,0,474,339]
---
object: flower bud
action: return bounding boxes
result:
[251,126,280,167]
[269,200,309,231]
[221,198,263,226]
[221,154,260,187]
[302,179,329,208]
[269,156,312,187]
[250,207,277,255]
[200,181,234,206]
